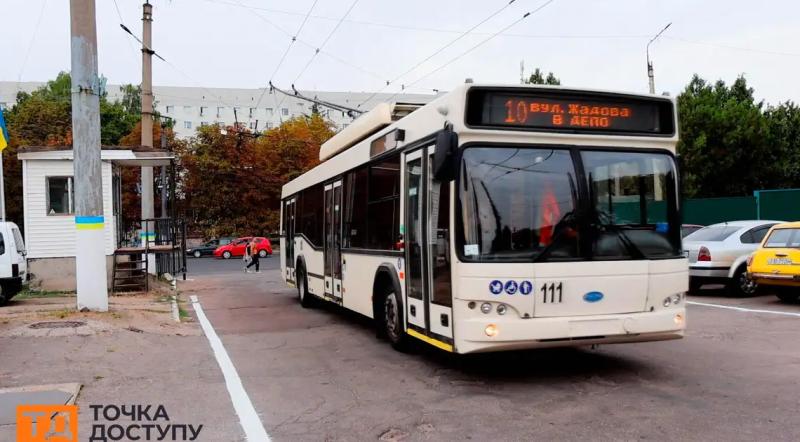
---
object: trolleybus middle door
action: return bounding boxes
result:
[324,180,344,299]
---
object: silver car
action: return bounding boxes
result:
[684,220,783,296]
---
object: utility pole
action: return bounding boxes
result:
[646,22,671,94]
[70,0,108,311]
[141,1,155,236]
[160,122,167,217]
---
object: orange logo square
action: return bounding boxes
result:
[16,405,78,442]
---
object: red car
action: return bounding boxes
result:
[214,237,272,259]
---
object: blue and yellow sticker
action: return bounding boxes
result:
[75,215,104,230]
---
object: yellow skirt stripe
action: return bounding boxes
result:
[406,328,453,352]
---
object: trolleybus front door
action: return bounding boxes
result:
[324,180,343,299]
[404,147,454,342]
[284,197,296,283]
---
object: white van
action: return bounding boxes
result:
[0,221,27,304]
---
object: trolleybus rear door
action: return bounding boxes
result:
[404,147,454,341]
[324,180,343,299]
[284,197,296,283]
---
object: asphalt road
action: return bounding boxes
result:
[181,253,800,441]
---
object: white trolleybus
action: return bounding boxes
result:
[281,83,687,354]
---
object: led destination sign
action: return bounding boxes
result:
[466,89,675,136]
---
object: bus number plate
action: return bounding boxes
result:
[540,282,564,304]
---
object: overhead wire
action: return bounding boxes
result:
[16,0,48,90]
[385,0,557,103]
[357,0,520,108]
[199,0,647,40]
[292,0,361,85]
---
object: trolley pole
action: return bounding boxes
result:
[141,1,155,237]
[70,0,108,311]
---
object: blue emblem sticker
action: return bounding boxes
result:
[519,280,533,295]
[583,291,604,303]
[504,280,518,295]
[489,280,503,295]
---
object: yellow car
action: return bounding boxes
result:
[747,221,800,303]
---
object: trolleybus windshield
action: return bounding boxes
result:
[457,147,681,262]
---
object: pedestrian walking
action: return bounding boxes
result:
[243,240,253,272]
[245,238,260,273]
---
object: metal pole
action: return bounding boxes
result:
[646,22,671,94]
[160,124,167,217]
[70,0,108,311]
[0,153,5,221]
[141,1,154,229]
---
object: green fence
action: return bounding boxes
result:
[683,188,800,225]
[756,189,800,221]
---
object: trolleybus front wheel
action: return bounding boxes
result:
[383,290,411,352]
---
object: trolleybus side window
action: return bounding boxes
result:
[298,184,324,247]
[344,155,401,251]
[344,167,368,248]
[367,155,401,250]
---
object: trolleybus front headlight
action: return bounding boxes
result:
[663,296,672,307]
[485,324,498,337]
[672,294,682,305]
[496,304,507,315]
[480,302,492,314]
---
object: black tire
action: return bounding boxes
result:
[193,250,202,258]
[382,289,411,352]
[689,278,702,294]
[728,266,757,297]
[0,284,6,306]
[222,251,232,259]
[258,249,268,258]
[775,289,800,304]
[297,266,315,308]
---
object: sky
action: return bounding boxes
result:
[2,0,799,105]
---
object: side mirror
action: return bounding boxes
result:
[433,125,458,182]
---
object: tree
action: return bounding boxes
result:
[176,114,335,238]
[525,68,561,85]
[676,75,784,197]
[764,101,800,187]
[1,72,148,231]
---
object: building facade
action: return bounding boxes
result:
[0,82,438,138]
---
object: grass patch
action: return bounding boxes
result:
[178,306,190,319]
[47,308,74,319]
[15,287,76,300]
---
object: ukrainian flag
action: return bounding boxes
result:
[0,110,8,152]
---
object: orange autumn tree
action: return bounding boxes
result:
[176,113,334,238]
[118,121,185,222]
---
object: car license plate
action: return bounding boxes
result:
[767,257,793,265]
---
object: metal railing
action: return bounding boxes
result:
[116,216,187,281]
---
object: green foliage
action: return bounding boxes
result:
[525,68,561,85]
[1,72,147,230]
[677,75,799,197]
[176,114,335,237]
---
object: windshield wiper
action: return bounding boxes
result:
[534,210,578,262]
[593,210,646,259]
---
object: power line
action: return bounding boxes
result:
[664,36,800,58]
[386,0,557,103]
[227,0,385,83]
[199,0,645,40]
[17,0,48,86]
[292,0,361,85]
[357,0,519,108]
